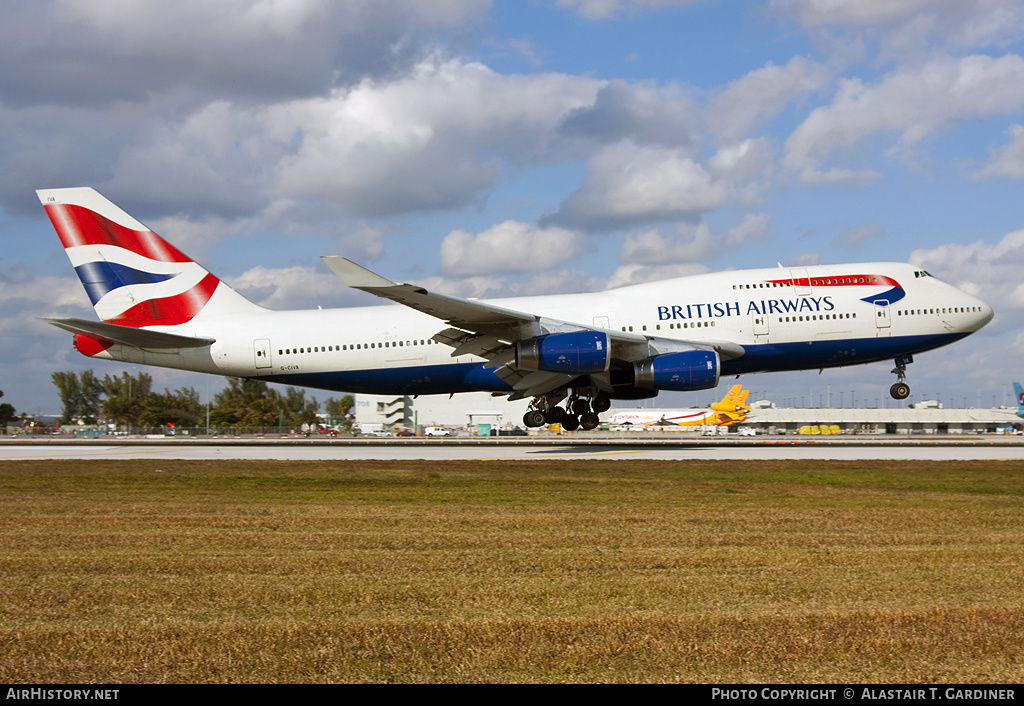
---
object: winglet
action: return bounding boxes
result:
[321,256,396,289]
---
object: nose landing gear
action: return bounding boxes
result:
[890,354,913,400]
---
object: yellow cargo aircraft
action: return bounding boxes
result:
[609,384,751,428]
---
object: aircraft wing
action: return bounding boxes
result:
[41,317,216,349]
[321,256,638,342]
[323,256,744,397]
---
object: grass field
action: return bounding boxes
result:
[0,459,1021,683]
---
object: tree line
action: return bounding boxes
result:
[49,371,354,431]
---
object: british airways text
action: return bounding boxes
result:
[658,297,835,320]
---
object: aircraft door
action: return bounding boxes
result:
[874,300,891,331]
[253,339,272,369]
[752,312,769,339]
[593,315,611,330]
[790,268,811,296]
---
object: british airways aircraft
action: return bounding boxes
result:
[38,187,993,431]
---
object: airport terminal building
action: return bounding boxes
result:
[354,392,1021,436]
[353,392,531,434]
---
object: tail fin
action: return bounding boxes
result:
[735,387,749,408]
[37,187,258,328]
[1014,383,1024,410]
[711,384,749,413]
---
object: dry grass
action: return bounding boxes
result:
[0,459,1021,683]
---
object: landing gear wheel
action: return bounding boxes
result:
[890,355,913,400]
[561,415,580,431]
[524,410,546,428]
[579,412,600,430]
[545,406,567,424]
[890,382,910,400]
[591,393,611,414]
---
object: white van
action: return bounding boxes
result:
[424,427,451,436]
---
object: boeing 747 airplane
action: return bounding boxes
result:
[38,187,993,431]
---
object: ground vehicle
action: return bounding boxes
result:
[424,427,451,436]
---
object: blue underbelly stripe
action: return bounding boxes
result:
[252,332,965,395]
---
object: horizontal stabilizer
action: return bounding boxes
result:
[41,317,215,349]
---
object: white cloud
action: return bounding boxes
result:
[416,268,606,300]
[910,229,1024,334]
[550,139,772,229]
[619,213,773,264]
[2,0,490,105]
[771,0,1024,56]
[440,221,583,275]
[784,54,1024,174]
[224,265,360,311]
[972,123,1024,179]
[1,275,89,322]
[274,58,602,216]
[558,79,698,149]
[708,57,833,143]
[605,262,709,288]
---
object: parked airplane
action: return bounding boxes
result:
[38,187,993,431]
[1013,383,1024,419]
[610,384,751,428]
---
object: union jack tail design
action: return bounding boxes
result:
[38,187,257,329]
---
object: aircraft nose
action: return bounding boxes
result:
[968,296,994,331]
[979,301,994,327]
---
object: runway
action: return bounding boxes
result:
[3,437,1024,461]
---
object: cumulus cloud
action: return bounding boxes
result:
[0,0,490,107]
[708,56,833,143]
[605,262,710,288]
[416,268,606,300]
[783,54,1024,174]
[440,221,583,275]
[273,58,601,217]
[971,123,1024,179]
[910,229,1024,334]
[770,0,1024,57]
[548,138,772,230]
[2,55,604,224]
[224,265,363,311]
[558,79,698,149]
[619,213,774,264]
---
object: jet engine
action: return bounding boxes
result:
[517,331,610,374]
[633,350,719,391]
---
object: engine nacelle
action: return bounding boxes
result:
[634,350,719,391]
[517,331,610,374]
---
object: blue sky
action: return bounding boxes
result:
[5,0,1024,415]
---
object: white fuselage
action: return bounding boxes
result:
[85,262,993,396]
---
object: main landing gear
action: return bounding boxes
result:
[523,391,611,431]
[889,354,913,400]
